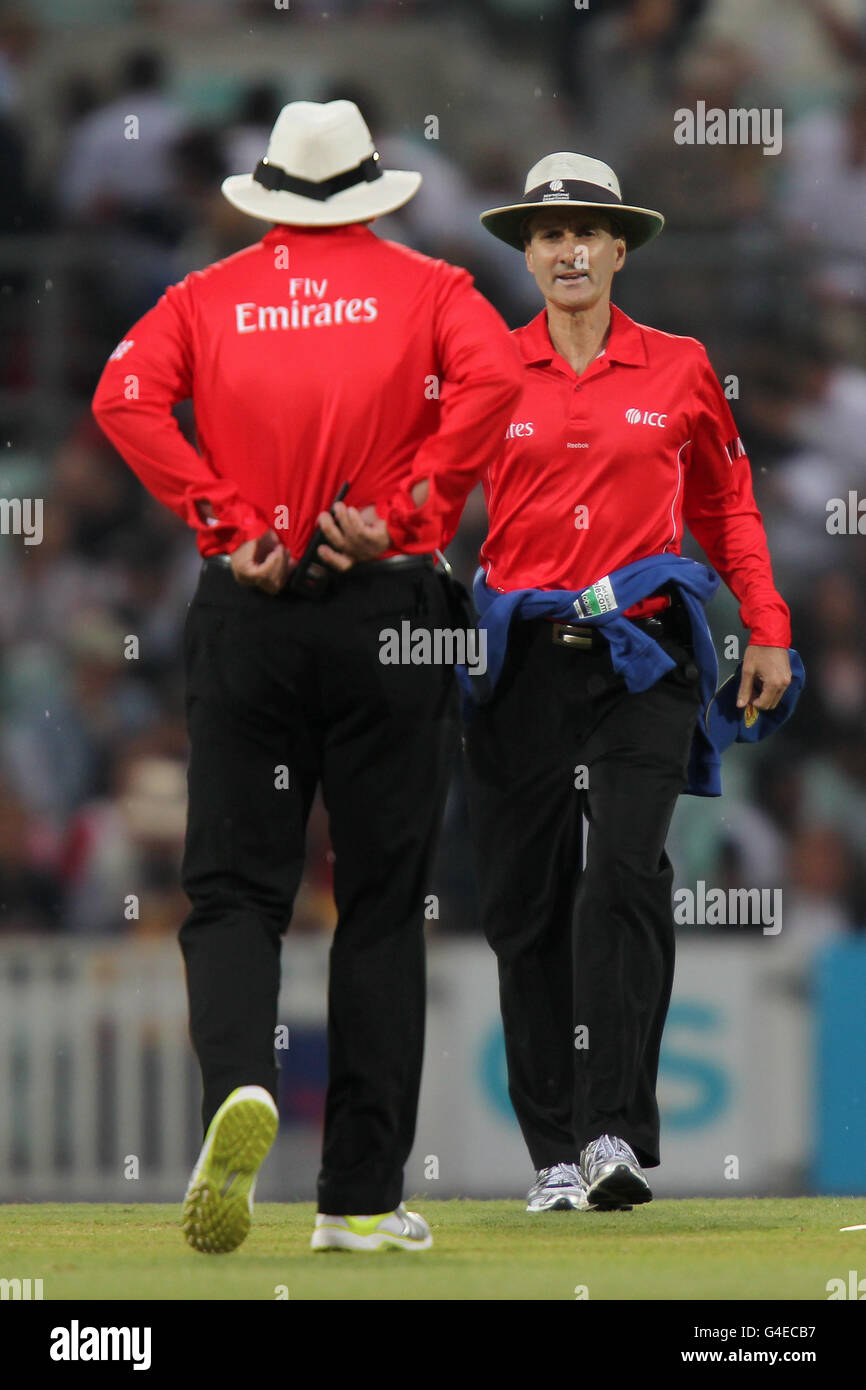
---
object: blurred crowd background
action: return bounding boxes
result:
[0,0,865,944]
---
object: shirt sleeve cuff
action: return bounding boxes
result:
[747,624,792,649]
[383,486,442,553]
[185,489,272,553]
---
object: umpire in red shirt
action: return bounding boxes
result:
[467,153,792,1214]
[92,100,522,1253]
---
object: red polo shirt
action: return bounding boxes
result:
[480,304,791,646]
[91,223,523,558]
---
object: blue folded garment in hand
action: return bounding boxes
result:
[705,650,805,751]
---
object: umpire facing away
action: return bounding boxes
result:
[92,99,523,1254]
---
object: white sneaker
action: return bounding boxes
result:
[525,1163,590,1212]
[182,1085,279,1254]
[580,1134,652,1210]
[311,1203,433,1252]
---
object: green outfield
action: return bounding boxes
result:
[1,1198,864,1301]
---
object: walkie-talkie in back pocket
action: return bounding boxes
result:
[288,483,350,599]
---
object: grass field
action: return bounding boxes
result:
[2,1197,865,1301]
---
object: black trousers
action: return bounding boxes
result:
[178,559,457,1214]
[463,610,702,1170]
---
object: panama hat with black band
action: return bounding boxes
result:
[221,98,421,226]
[480,151,664,252]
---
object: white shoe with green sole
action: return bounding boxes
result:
[311,1204,432,1252]
[182,1085,279,1254]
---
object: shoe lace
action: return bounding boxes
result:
[540,1162,583,1187]
[590,1135,637,1164]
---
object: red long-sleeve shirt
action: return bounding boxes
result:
[481,305,791,646]
[91,223,523,557]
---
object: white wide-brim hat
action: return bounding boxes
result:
[481,152,664,251]
[221,99,422,225]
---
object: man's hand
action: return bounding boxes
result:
[736,645,792,712]
[315,501,391,572]
[230,529,291,594]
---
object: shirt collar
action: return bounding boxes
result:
[515,302,647,369]
[262,223,375,242]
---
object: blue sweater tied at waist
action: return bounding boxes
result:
[457,553,724,796]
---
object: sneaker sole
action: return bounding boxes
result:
[183,1086,278,1255]
[526,1194,589,1212]
[310,1225,433,1253]
[586,1163,652,1210]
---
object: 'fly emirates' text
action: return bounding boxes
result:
[235,279,378,332]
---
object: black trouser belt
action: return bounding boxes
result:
[202,552,435,576]
[549,589,688,650]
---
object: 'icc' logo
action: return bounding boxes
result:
[549,179,564,191]
[626,407,668,427]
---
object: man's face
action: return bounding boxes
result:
[524,210,626,310]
